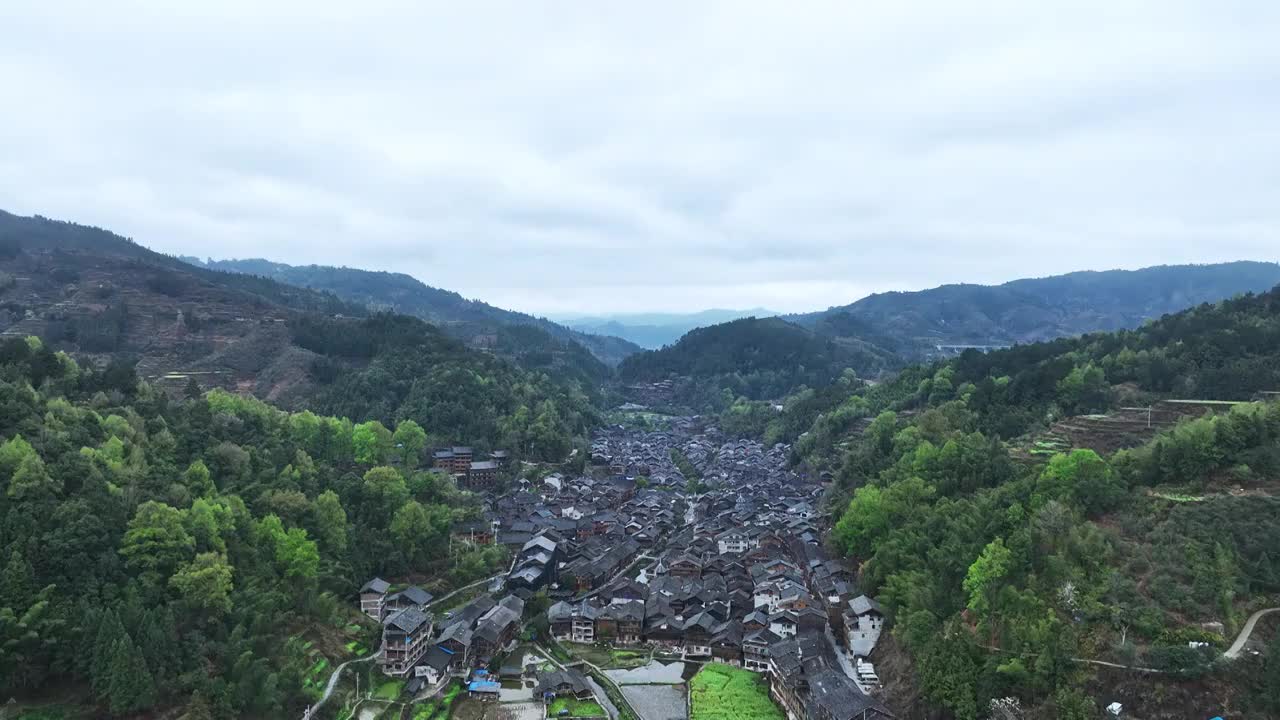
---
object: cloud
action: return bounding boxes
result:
[1,1,1277,313]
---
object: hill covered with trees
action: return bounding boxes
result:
[770,286,1280,718]
[790,262,1280,362]
[0,336,508,717]
[199,257,641,368]
[617,316,898,410]
[0,211,597,461]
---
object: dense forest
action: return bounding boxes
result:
[752,287,1280,718]
[288,312,598,461]
[730,286,1280,456]
[0,211,599,463]
[0,336,509,718]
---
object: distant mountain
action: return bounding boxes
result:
[556,308,778,349]
[617,316,898,407]
[198,258,640,367]
[791,262,1280,361]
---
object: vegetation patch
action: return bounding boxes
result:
[371,676,405,700]
[548,696,607,718]
[689,663,784,720]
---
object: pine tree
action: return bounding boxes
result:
[91,609,125,698]
[137,607,174,684]
[107,633,156,715]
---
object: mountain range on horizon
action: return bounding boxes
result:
[7,209,1280,389]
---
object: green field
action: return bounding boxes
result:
[548,696,607,718]
[689,664,784,720]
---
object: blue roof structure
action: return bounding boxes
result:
[467,680,501,693]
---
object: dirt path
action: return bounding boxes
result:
[1225,607,1280,659]
[427,572,506,611]
[304,649,380,719]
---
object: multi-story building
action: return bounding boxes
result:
[467,460,499,489]
[380,608,434,677]
[433,447,474,475]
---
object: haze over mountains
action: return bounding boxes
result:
[551,308,778,349]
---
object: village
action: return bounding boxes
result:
[335,414,895,720]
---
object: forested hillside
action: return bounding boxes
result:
[0,337,508,717]
[774,287,1280,718]
[618,316,898,410]
[0,211,596,461]
[200,257,641,368]
[791,262,1280,362]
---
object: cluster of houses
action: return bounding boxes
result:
[360,420,892,718]
[620,379,677,406]
[557,424,893,719]
[359,578,525,686]
[431,446,508,490]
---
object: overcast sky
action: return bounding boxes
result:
[3,2,1278,315]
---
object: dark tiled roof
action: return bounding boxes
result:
[384,608,431,635]
[807,669,890,720]
[361,577,391,594]
[391,586,434,606]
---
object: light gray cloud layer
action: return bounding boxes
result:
[2,1,1278,313]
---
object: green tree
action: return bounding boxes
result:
[1056,363,1109,414]
[391,500,450,567]
[91,609,126,697]
[0,434,37,478]
[259,515,320,580]
[107,633,156,715]
[832,485,887,558]
[361,466,410,522]
[964,537,1013,616]
[311,490,348,555]
[170,552,234,616]
[184,459,215,498]
[119,501,195,580]
[352,420,393,465]
[393,419,427,466]
[0,549,34,609]
[187,497,235,553]
[1038,449,1125,514]
[7,452,59,500]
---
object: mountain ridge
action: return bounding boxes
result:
[195,257,641,366]
[789,261,1280,359]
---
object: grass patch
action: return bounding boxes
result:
[568,643,648,668]
[548,697,607,718]
[689,663,784,720]
[372,676,406,700]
